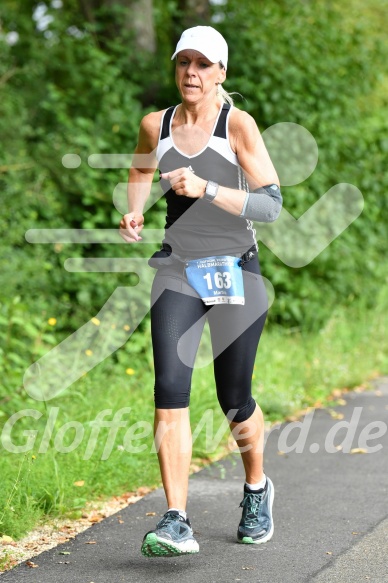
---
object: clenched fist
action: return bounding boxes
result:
[119,213,144,243]
[161,167,207,199]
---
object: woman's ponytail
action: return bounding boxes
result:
[217,83,235,106]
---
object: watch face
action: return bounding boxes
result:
[207,183,217,195]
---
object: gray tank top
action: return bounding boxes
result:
[156,103,257,259]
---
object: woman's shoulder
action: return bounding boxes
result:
[228,107,259,136]
[137,108,172,152]
[228,106,261,151]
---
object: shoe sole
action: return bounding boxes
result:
[237,478,275,545]
[141,533,199,557]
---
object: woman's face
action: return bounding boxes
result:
[175,50,226,103]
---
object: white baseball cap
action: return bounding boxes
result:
[171,26,228,70]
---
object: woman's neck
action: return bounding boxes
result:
[176,99,222,126]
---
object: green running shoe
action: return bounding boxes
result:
[141,510,199,557]
[237,477,275,544]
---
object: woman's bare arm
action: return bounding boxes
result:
[210,109,280,217]
[161,108,281,221]
[119,111,162,242]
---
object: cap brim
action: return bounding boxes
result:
[171,38,221,64]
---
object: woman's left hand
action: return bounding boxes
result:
[160,167,207,199]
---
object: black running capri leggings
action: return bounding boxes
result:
[150,254,268,423]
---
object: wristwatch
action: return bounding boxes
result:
[203,180,219,203]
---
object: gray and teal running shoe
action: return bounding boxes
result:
[141,510,199,557]
[237,477,274,544]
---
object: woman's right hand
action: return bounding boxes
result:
[119,213,144,242]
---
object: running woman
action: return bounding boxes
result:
[119,25,282,557]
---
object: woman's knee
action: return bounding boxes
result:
[218,394,257,423]
[154,375,191,409]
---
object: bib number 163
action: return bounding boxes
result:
[203,271,232,290]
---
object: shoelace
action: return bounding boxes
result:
[157,512,183,529]
[239,492,264,526]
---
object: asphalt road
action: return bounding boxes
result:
[2,378,388,583]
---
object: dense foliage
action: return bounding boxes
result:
[0,0,387,395]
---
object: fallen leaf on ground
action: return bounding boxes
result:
[0,555,19,570]
[120,492,135,501]
[58,551,71,555]
[146,512,156,516]
[26,560,38,568]
[73,480,85,487]
[1,536,14,544]
[329,410,344,420]
[0,484,156,575]
[88,515,102,523]
[137,487,152,496]
[336,398,347,406]
[350,448,368,454]
[331,389,343,399]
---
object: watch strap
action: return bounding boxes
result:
[203,180,219,203]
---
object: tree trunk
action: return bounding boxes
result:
[184,0,210,22]
[78,0,156,53]
[126,0,156,52]
[171,0,211,47]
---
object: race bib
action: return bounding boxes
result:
[185,256,245,305]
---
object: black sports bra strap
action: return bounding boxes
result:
[160,106,175,140]
[213,103,230,139]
